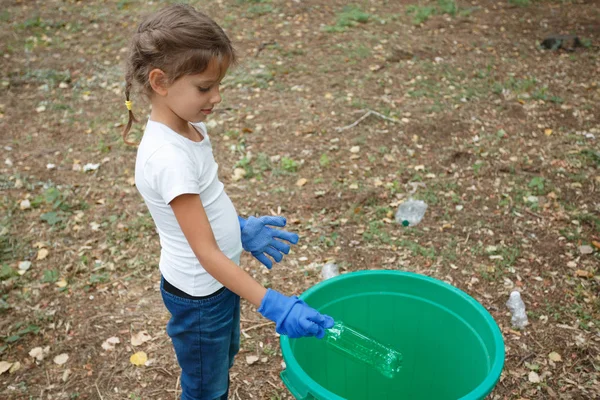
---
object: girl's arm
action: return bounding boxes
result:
[170,193,334,339]
[170,193,266,307]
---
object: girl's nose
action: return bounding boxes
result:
[210,86,222,105]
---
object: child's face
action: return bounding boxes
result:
[163,58,227,124]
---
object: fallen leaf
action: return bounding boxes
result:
[232,168,246,181]
[350,146,360,153]
[0,361,12,375]
[18,261,32,273]
[528,370,541,383]
[592,241,600,250]
[131,331,152,346]
[19,199,31,210]
[83,163,100,172]
[246,355,259,365]
[9,361,20,373]
[102,336,121,351]
[544,129,553,136]
[29,347,44,361]
[296,178,307,187]
[578,245,594,255]
[54,353,69,365]
[56,278,68,288]
[37,248,49,260]
[548,352,562,362]
[130,351,148,366]
[575,269,593,278]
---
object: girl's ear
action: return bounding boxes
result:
[148,68,169,96]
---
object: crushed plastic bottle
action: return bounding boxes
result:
[506,291,529,329]
[323,321,403,379]
[320,263,339,281]
[395,199,428,227]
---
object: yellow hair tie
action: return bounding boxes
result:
[125,100,132,111]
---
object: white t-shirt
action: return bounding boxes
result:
[135,120,242,296]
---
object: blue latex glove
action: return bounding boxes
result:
[238,216,299,269]
[258,289,334,339]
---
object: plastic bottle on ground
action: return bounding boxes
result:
[320,262,339,281]
[395,199,428,227]
[506,291,529,329]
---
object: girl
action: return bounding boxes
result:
[122,4,334,400]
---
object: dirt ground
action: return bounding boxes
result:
[1,0,599,399]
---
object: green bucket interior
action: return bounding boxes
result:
[280,271,504,400]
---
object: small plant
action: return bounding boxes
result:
[280,157,299,173]
[528,176,546,194]
[509,0,531,6]
[319,153,331,167]
[437,0,458,16]
[406,5,435,25]
[42,269,59,284]
[324,5,370,32]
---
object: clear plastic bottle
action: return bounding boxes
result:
[320,263,339,281]
[323,321,402,379]
[506,291,529,329]
[395,199,428,227]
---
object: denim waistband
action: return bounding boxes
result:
[162,276,225,300]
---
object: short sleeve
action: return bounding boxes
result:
[143,144,200,204]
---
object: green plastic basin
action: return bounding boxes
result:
[280,271,504,400]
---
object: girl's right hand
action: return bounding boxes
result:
[258,289,334,339]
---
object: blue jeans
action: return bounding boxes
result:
[161,278,240,400]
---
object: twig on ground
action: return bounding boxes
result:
[95,384,104,400]
[241,321,274,333]
[335,110,400,132]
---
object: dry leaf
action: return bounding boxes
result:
[102,336,121,351]
[575,270,593,278]
[592,240,600,250]
[130,351,148,366]
[9,361,20,373]
[544,129,553,136]
[19,199,31,210]
[29,347,44,361]
[350,146,360,153]
[528,371,541,383]
[54,353,69,365]
[296,178,307,187]
[245,355,259,365]
[56,278,68,288]
[131,331,152,346]
[37,248,49,260]
[578,245,593,255]
[232,168,246,181]
[0,361,12,375]
[548,352,562,362]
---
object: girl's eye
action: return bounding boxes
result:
[198,86,211,93]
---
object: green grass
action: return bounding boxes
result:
[406,0,459,25]
[324,5,370,32]
[509,0,531,6]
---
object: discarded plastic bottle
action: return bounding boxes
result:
[395,199,428,227]
[323,321,402,379]
[506,291,529,329]
[321,262,339,281]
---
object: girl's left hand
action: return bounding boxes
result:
[238,216,299,269]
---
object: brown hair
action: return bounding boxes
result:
[122,4,237,144]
